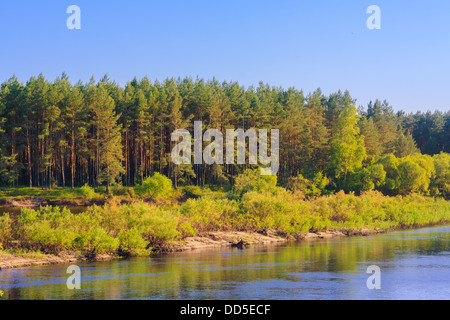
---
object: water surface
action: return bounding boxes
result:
[1,225,449,300]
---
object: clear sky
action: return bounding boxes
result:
[0,0,449,113]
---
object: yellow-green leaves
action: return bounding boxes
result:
[329,104,366,179]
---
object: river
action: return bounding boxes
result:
[1,225,449,300]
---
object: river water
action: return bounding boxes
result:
[1,225,449,300]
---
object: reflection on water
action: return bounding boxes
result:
[1,225,450,300]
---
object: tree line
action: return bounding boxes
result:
[0,73,448,194]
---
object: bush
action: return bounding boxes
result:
[431,152,450,198]
[180,197,241,232]
[233,169,278,197]
[110,183,132,197]
[80,183,97,200]
[345,164,386,194]
[241,190,311,234]
[178,220,197,238]
[139,208,180,247]
[0,213,12,247]
[16,207,78,254]
[73,227,119,255]
[287,172,329,197]
[117,228,150,256]
[135,173,173,199]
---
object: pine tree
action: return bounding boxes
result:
[90,85,124,193]
[358,117,382,163]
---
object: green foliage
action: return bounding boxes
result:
[16,207,78,254]
[328,104,366,178]
[374,154,438,195]
[180,197,241,232]
[116,228,150,256]
[368,164,386,188]
[80,183,97,200]
[232,169,278,197]
[345,164,386,194]
[92,85,125,192]
[397,157,432,195]
[394,132,419,158]
[286,172,329,197]
[0,153,22,185]
[178,220,197,238]
[241,190,313,234]
[358,117,382,163]
[182,185,206,199]
[0,74,448,199]
[0,213,12,247]
[1,187,450,258]
[135,173,173,199]
[138,207,180,247]
[110,183,133,197]
[431,152,450,197]
[1,202,182,256]
[73,227,119,255]
[377,154,401,193]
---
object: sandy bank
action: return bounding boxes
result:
[0,228,385,270]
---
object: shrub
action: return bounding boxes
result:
[0,213,12,247]
[431,152,450,198]
[73,227,119,255]
[139,208,180,247]
[16,207,78,254]
[135,173,173,199]
[117,228,150,256]
[233,169,278,197]
[180,197,241,232]
[178,220,197,238]
[182,186,206,199]
[287,172,329,197]
[240,189,310,234]
[80,183,97,200]
[110,183,131,197]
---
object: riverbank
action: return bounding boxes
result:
[1,189,450,271]
[0,227,386,270]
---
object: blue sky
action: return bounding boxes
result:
[0,0,449,113]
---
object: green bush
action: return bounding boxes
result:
[80,183,97,200]
[0,213,12,247]
[180,197,241,232]
[16,207,78,254]
[287,172,329,197]
[233,169,278,197]
[431,152,450,198]
[139,208,180,247]
[135,173,173,199]
[241,190,312,234]
[178,220,197,238]
[345,164,386,194]
[116,228,149,256]
[73,227,119,255]
[110,183,132,197]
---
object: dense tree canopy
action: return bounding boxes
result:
[0,74,448,197]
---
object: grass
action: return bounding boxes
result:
[0,186,92,201]
[0,184,224,203]
[0,248,49,260]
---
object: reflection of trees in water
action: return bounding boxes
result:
[5,227,450,299]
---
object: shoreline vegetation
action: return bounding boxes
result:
[1,170,449,270]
